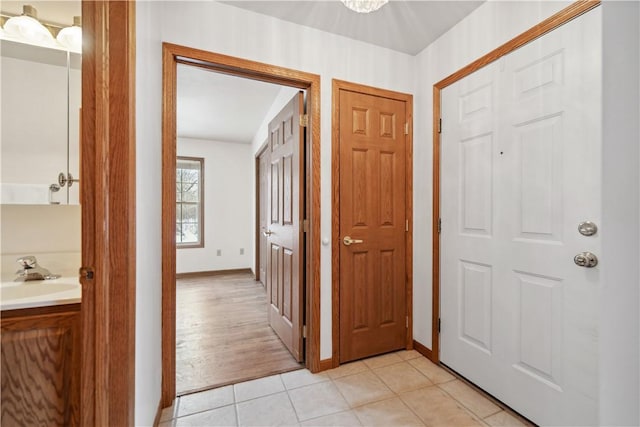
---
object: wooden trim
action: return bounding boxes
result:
[176,268,253,279]
[153,399,163,427]
[405,87,414,352]
[176,156,205,249]
[162,43,178,407]
[431,0,601,365]
[412,340,433,361]
[331,79,414,367]
[431,85,441,364]
[162,43,322,407]
[330,81,341,367]
[434,0,600,90]
[254,141,268,284]
[319,358,336,372]
[81,1,136,425]
[1,303,81,319]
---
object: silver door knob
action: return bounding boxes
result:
[578,221,598,236]
[574,252,598,268]
[343,236,363,246]
[262,230,273,237]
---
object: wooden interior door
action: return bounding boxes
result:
[266,92,305,362]
[338,89,407,363]
[258,145,269,285]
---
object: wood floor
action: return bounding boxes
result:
[176,270,302,395]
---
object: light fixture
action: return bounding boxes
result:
[3,5,55,47]
[56,16,81,52]
[341,0,389,14]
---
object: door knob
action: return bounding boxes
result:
[578,221,598,236]
[574,252,598,268]
[343,236,363,246]
[262,230,273,237]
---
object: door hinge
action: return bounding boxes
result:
[79,266,94,280]
[404,122,409,135]
[438,118,442,134]
[303,325,307,338]
[405,219,409,232]
[302,219,309,233]
[299,114,308,127]
[438,318,441,333]
[437,218,442,234]
[406,316,409,328]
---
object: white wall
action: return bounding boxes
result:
[599,2,639,424]
[157,1,416,363]
[176,138,253,274]
[135,1,163,425]
[0,204,81,281]
[134,1,640,424]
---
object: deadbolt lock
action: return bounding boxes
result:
[578,221,598,236]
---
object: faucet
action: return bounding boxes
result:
[15,256,60,282]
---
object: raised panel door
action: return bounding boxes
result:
[339,89,407,363]
[265,92,304,362]
[440,9,601,425]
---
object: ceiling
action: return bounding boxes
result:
[2,1,484,144]
[177,0,484,143]
[177,64,286,143]
[220,0,484,55]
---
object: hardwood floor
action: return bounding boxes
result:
[176,270,302,395]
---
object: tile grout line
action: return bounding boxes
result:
[434,382,501,423]
[282,373,304,424]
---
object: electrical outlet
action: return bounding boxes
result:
[216,249,222,256]
[240,248,244,255]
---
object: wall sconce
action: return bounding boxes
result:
[2,5,55,47]
[1,5,82,53]
[56,16,81,52]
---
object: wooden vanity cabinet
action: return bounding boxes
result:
[1,304,81,427]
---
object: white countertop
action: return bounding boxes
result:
[0,276,81,311]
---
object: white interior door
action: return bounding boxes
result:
[440,8,602,426]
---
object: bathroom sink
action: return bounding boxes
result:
[1,282,77,300]
[0,278,81,310]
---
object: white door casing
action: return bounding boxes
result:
[440,8,601,426]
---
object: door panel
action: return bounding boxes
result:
[440,9,601,425]
[339,89,407,363]
[266,92,304,362]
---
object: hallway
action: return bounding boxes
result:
[176,271,302,394]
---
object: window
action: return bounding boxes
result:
[176,157,204,248]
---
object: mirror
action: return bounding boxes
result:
[1,19,81,205]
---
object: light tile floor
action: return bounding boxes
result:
[159,350,532,427]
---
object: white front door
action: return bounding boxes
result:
[440,8,602,426]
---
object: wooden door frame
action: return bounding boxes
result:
[81,1,136,425]
[430,0,601,364]
[254,140,269,284]
[161,43,322,406]
[330,79,414,368]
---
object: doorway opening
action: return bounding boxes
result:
[173,64,304,394]
[162,43,321,406]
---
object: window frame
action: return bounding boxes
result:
[176,156,205,249]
